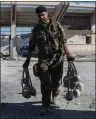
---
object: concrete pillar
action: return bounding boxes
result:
[10,3,16,59]
[90,12,95,44]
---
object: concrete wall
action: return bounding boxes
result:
[64,28,95,54]
[65,30,92,44]
[66,34,86,44]
[64,30,95,54]
[91,34,95,44]
[69,2,95,8]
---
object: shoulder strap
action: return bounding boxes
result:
[56,22,65,34]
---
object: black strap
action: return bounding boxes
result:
[21,68,33,87]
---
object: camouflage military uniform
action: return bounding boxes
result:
[28,19,66,107]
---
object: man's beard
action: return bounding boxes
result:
[40,17,49,23]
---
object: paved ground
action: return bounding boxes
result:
[0,56,95,119]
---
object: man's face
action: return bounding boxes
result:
[37,12,49,22]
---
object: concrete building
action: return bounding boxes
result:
[62,2,95,53]
[63,2,95,44]
[0,1,95,59]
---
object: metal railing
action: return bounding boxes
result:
[67,44,95,61]
[68,44,95,54]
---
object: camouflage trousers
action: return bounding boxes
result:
[38,57,63,107]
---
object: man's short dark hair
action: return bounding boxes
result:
[35,5,47,14]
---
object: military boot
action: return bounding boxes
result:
[40,106,52,116]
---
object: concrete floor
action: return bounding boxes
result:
[0,57,95,119]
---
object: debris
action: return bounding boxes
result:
[0,52,10,60]
[76,102,81,105]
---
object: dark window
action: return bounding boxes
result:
[61,15,91,30]
[86,36,91,44]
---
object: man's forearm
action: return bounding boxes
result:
[64,43,71,56]
[26,48,32,62]
[23,47,33,68]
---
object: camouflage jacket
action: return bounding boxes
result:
[28,19,67,59]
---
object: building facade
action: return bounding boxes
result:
[61,2,95,53]
[0,2,95,58]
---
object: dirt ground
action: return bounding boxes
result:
[0,56,95,119]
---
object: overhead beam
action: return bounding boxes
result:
[0,23,11,26]
[1,2,12,4]
[1,1,60,6]
[16,23,36,27]
[67,9,94,14]
[16,7,55,13]
[16,1,60,6]
[1,1,95,8]
[52,2,69,22]
[69,2,95,8]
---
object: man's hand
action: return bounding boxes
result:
[67,55,75,62]
[23,59,30,68]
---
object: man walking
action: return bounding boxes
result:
[23,5,74,115]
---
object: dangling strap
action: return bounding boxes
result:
[21,68,33,87]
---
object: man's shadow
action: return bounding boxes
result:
[0,101,95,119]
